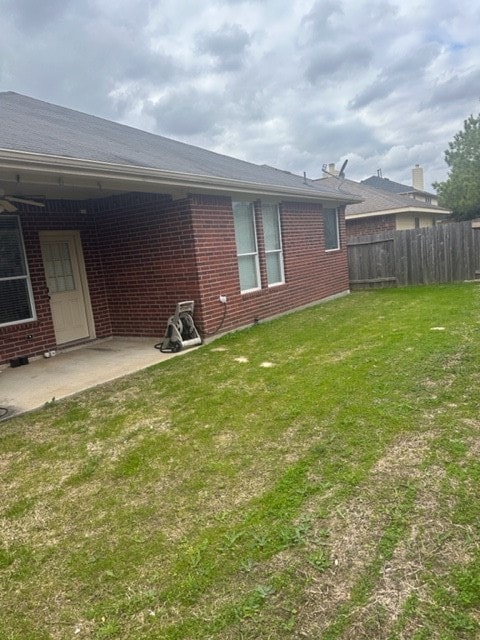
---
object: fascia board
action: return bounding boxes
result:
[0,148,361,205]
[346,206,451,219]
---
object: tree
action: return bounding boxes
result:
[433,111,480,220]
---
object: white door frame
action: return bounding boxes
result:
[39,230,96,344]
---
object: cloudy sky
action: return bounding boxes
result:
[1,0,479,190]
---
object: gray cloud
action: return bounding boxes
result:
[300,0,344,43]
[423,68,480,108]
[305,42,373,84]
[2,0,74,32]
[145,88,224,137]
[292,112,389,160]
[195,23,252,71]
[215,0,263,3]
[0,0,479,188]
[0,0,179,119]
[349,43,442,110]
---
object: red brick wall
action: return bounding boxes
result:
[187,194,238,334]
[1,193,350,364]
[346,215,396,238]
[0,194,205,364]
[189,197,350,334]
[95,193,350,341]
[94,195,200,337]
[0,201,111,365]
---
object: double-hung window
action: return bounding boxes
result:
[323,208,340,251]
[262,204,284,286]
[233,201,260,292]
[0,216,35,326]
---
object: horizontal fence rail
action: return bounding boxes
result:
[347,220,480,289]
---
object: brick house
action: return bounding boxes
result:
[0,92,361,366]
[316,172,450,239]
[362,165,440,205]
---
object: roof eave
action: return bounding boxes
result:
[0,148,360,204]
[346,206,451,219]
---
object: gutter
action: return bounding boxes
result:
[346,206,451,219]
[0,148,362,204]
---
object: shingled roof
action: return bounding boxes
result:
[361,174,434,197]
[318,176,450,217]
[0,92,360,203]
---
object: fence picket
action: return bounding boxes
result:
[347,220,479,289]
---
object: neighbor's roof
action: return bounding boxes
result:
[361,175,435,197]
[317,176,450,218]
[0,92,360,203]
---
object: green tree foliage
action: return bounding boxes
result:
[433,112,480,220]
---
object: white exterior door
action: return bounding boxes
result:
[40,232,92,345]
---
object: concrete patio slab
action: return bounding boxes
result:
[0,337,188,420]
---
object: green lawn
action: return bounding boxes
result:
[1,283,480,639]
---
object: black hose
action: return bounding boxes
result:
[0,407,8,418]
[197,302,228,338]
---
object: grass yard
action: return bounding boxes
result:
[1,283,480,639]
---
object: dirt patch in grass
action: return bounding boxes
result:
[297,430,438,638]
[159,423,324,533]
[343,463,478,640]
[297,418,480,640]
[336,473,441,639]
[327,346,366,363]
[462,419,480,457]
[195,431,447,640]
[369,432,435,478]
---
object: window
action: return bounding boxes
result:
[233,201,260,292]
[262,204,284,286]
[0,216,35,326]
[323,208,340,251]
[43,242,76,293]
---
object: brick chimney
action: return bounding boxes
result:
[412,165,424,191]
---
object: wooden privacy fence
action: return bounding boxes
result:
[347,220,480,289]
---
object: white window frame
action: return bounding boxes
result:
[233,201,261,293]
[323,207,340,251]
[0,215,36,327]
[262,203,285,286]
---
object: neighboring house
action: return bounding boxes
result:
[316,166,450,238]
[0,92,361,366]
[362,165,439,205]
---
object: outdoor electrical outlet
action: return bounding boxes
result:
[219,295,227,304]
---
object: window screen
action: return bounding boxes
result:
[262,204,284,285]
[0,216,35,325]
[323,208,340,251]
[233,202,260,292]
